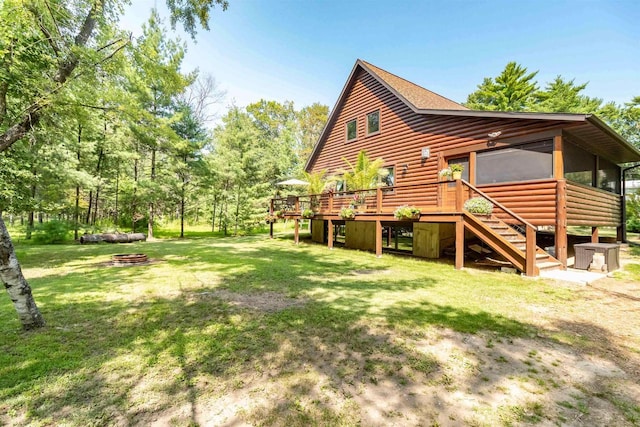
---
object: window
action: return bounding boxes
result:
[563,141,620,194]
[598,157,620,194]
[380,166,395,187]
[346,119,357,142]
[367,110,380,135]
[476,140,553,185]
[564,141,595,186]
[335,180,346,193]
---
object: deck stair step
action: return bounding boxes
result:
[465,211,563,276]
[537,261,563,271]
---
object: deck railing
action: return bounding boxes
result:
[271,181,453,216]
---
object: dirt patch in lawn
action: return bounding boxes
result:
[197,289,307,313]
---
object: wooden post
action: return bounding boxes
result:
[591,227,599,243]
[375,220,382,257]
[294,219,299,245]
[619,195,626,243]
[553,134,564,179]
[525,226,536,276]
[469,152,476,186]
[327,219,333,249]
[556,179,568,267]
[386,226,392,247]
[455,219,464,270]
[437,153,444,208]
[455,178,463,211]
[376,187,382,214]
[269,222,273,239]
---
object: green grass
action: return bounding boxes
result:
[1,232,639,426]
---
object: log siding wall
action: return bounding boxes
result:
[478,180,557,226]
[566,182,622,226]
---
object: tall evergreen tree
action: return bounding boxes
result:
[126,9,193,239]
[532,76,602,113]
[465,62,538,111]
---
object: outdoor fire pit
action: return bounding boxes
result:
[112,253,148,266]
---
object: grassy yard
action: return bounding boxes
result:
[1,232,639,426]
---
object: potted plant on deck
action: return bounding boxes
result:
[463,197,493,216]
[439,164,464,180]
[450,164,464,180]
[302,208,315,219]
[393,205,421,220]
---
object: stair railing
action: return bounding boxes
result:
[458,179,538,276]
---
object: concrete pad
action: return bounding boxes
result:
[539,268,608,285]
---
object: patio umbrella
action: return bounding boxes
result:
[276,178,309,186]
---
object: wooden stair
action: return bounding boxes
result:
[464,214,563,276]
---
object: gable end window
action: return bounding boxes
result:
[346,119,357,142]
[367,110,380,135]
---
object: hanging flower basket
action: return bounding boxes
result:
[265,214,278,224]
[302,209,315,219]
[340,207,356,220]
[394,205,421,220]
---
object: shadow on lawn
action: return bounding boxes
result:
[2,236,638,425]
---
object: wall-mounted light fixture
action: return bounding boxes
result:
[421,147,430,160]
[402,164,409,173]
[488,131,502,138]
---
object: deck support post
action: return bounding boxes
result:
[455,218,464,270]
[525,226,536,276]
[327,219,333,249]
[619,194,625,242]
[556,179,568,268]
[294,219,299,245]
[269,199,274,239]
[591,227,599,243]
[375,220,382,257]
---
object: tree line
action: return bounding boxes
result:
[0,2,328,242]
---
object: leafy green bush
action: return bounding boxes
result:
[32,220,72,244]
[463,197,493,215]
[302,208,315,219]
[627,217,640,233]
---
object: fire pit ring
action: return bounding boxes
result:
[112,253,148,266]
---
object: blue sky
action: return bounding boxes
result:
[121,0,639,119]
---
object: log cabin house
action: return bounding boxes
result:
[270,59,640,276]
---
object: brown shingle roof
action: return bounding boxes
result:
[360,60,468,111]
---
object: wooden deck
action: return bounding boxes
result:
[270,179,563,276]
